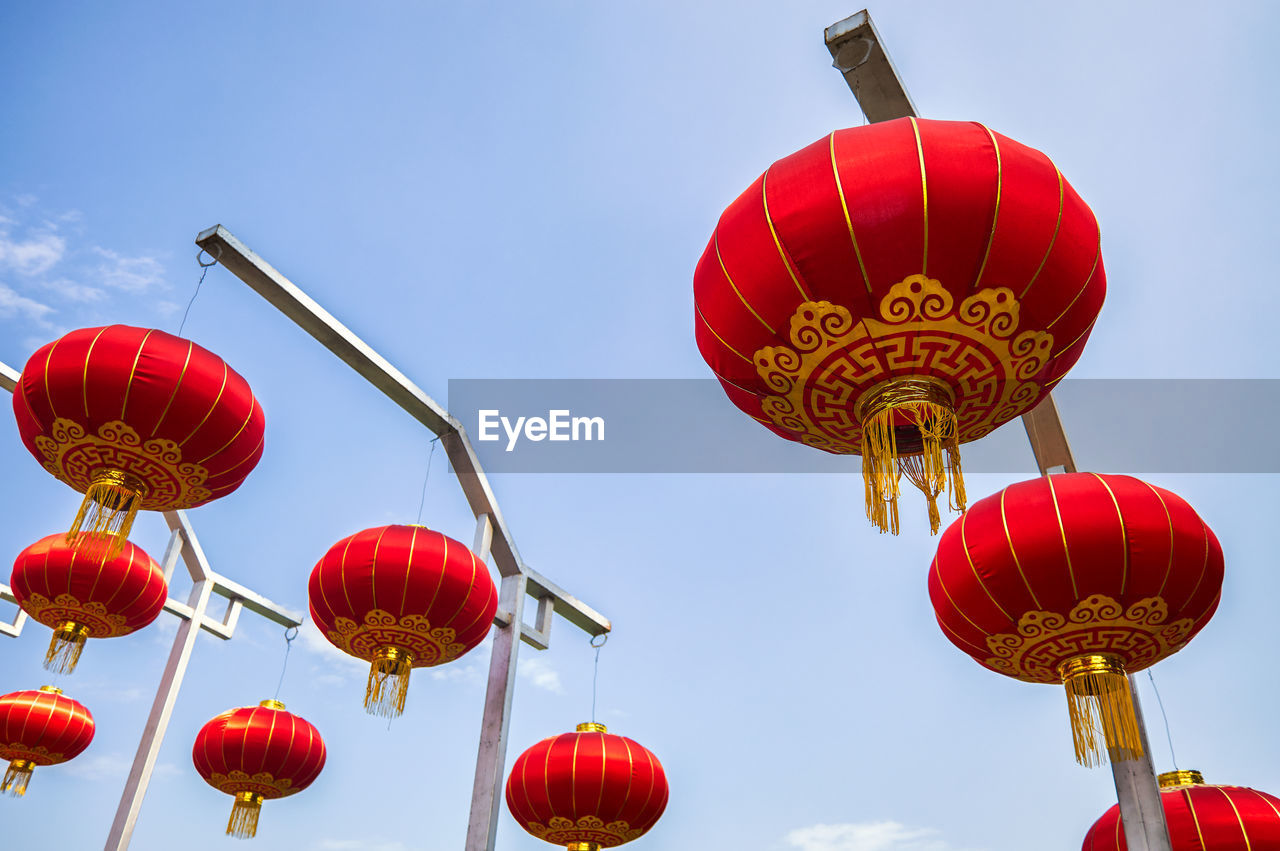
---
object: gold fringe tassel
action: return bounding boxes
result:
[1060,654,1143,767]
[44,621,90,674]
[365,646,413,718]
[858,379,965,535]
[226,791,264,838]
[66,470,146,561]
[2,759,35,797]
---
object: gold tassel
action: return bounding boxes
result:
[44,621,90,674]
[1059,654,1143,767]
[66,469,146,560]
[857,378,965,535]
[2,760,35,797]
[226,791,264,838]
[365,646,413,718]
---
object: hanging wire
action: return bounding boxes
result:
[273,625,300,702]
[414,437,442,525]
[1146,669,1179,769]
[590,632,608,724]
[179,246,222,337]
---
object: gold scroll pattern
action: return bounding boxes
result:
[984,595,1195,684]
[207,770,296,799]
[753,275,1053,453]
[327,610,467,668]
[19,592,131,637]
[33,418,211,509]
[528,816,644,846]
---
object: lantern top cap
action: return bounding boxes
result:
[38,685,63,695]
[576,722,607,733]
[1158,769,1205,788]
[259,699,285,710]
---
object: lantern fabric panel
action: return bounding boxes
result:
[1083,772,1280,849]
[12,325,265,551]
[11,533,167,673]
[506,723,669,848]
[694,118,1106,532]
[192,701,326,838]
[928,473,1223,766]
[307,524,499,717]
[0,687,95,797]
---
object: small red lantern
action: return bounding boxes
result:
[192,700,326,839]
[694,118,1106,533]
[10,533,167,673]
[506,722,669,850]
[1083,770,1280,848]
[308,524,498,718]
[929,473,1223,766]
[0,686,95,797]
[12,325,265,556]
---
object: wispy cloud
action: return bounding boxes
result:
[93,247,166,293]
[517,655,563,694]
[41,276,105,303]
[0,284,54,324]
[66,752,129,782]
[785,822,972,851]
[0,228,65,277]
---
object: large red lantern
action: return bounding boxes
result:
[694,118,1106,533]
[308,524,498,718]
[10,533,167,673]
[0,686,95,797]
[929,473,1222,765]
[12,325,266,556]
[506,722,669,850]
[192,700,326,839]
[1083,770,1280,848]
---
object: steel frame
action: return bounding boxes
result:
[193,224,611,851]
[826,10,1172,850]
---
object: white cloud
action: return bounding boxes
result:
[0,230,64,276]
[93,247,166,293]
[517,655,563,694]
[66,752,129,782]
[785,822,970,851]
[42,276,105,303]
[0,283,54,324]
[317,840,413,851]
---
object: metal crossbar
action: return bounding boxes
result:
[193,224,610,851]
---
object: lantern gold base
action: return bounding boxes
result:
[2,759,36,797]
[44,620,90,674]
[67,468,147,560]
[567,844,601,851]
[227,791,264,838]
[1158,769,1205,788]
[1059,654,1143,767]
[856,376,965,535]
[365,646,414,719]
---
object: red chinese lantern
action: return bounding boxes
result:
[10,533,167,673]
[1083,770,1280,849]
[929,473,1222,766]
[11,325,265,556]
[694,118,1106,533]
[192,700,326,839]
[308,524,498,718]
[0,686,95,797]
[506,722,669,850]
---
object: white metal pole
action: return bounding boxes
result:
[465,572,527,851]
[1111,678,1173,851]
[104,574,214,851]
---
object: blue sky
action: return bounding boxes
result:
[2,2,1278,850]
